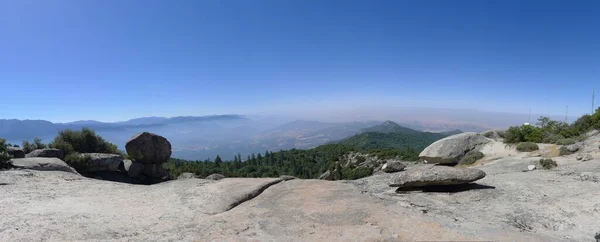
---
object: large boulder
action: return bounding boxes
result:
[390,165,486,188]
[419,132,490,164]
[125,132,172,164]
[25,149,63,159]
[7,147,25,158]
[205,173,225,180]
[10,157,78,174]
[80,153,123,172]
[381,160,406,173]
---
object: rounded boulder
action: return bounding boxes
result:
[419,132,490,164]
[125,132,172,164]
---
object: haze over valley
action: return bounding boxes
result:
[1,107,573,160]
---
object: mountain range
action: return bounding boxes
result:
[0,115,470,160]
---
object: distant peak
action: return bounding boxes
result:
[381,120,399,126]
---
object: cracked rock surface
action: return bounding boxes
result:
[3,142,600,242]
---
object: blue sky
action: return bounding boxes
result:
[1,0,599,122]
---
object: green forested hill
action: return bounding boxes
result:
[338,131,445,150]
[164,143,419,180]
[338,121,448,150]
[164,121,450,180]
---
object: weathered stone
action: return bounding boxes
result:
[279,175,296,181]
[576,154,584,160]
[567,143,582,152]
[205,173,225,180]
[122,159,145,178]
[177,172,198,179]
[527,165,537,171]
[125,132,172,164]
[142,164,168,179]
[381,160,406,173]
[318,170,331,180]
[10,157,78,174]
[582,154,594,162]
[390,165,486,188]
[25,149,63,159]
[80,153,123,172]
[7,147,25,158]
[419,132,490,164]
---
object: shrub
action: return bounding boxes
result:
[483,131,494,138]
[504,125,543,143]
[49,128,120,156]
[497,130,506,138]
[539,158,557,169]
[556,138,576,145]
[516,142,539,152]
[22,137,48,153]
[0,138,12,170]
[63,152,92,174]
[460,150,485,165]
[558,146,573,156]
[542,133,565,144]
[340,166,373,180]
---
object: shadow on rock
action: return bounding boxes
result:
[395,183,495,193]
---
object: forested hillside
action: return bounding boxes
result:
[337,121,449,150]
[164,143,420,180]
[164,121,448,180]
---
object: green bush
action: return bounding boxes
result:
[460,150,485,165]
[63,153,92,174]
[556,138,576,145]
[497,130,506,138]
[340,166,373,180]
[558,146,573,156]
[516,142,539,152]
[539,158,557,169]
[0,138,13,170]
[483,131,494,138]
[22,137,48,154]
[505,125,543,143]
[542,133,565,144]
[49,128,120,156]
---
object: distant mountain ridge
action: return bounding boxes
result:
[337,121,455,150]
[0,115,246,141]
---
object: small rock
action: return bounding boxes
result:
[582,154,594,162]
[382,160,406,173]
[586,129,599,137]
[319,170,331,180]
[177,172,198,179]
[122,160,145,178]
[279,175,296,181]
[25,149,63,159]
[205,173,225,180]
[527,165,536,171]
[390,165,486,188]
[566,143,582,152]
[576,154,584,160]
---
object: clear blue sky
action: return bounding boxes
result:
[1,0,599,122]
